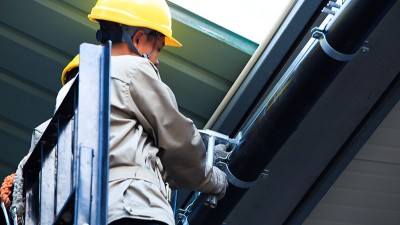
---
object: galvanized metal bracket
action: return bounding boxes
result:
[216,161,267,189]
[311,28,357,62]
[212,131,267,189]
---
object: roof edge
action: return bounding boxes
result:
[167,1,258,55]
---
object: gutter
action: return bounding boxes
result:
[177,0,397,224]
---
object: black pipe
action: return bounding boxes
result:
[177,0,397,224]
[326,0,396,54]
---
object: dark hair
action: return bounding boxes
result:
[96,20,123,44]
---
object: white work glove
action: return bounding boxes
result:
[209,166,228,200]
[213,144,229,162]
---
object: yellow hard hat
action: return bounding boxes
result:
[61,54,79,86]
[88,0,182,47]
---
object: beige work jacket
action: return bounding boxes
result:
[108,55,217,224]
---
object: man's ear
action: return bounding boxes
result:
[132,30,145,45]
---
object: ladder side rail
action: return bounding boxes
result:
[97,41,111,224]
[74,43,110,225]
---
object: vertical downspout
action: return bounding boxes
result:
[177,0,397,224]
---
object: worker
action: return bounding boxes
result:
[87,0,228,225]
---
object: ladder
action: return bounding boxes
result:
[22,43,111,225]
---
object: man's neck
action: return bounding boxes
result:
[111,43,138,56]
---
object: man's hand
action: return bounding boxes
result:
[213,144,229,161]
[210,166,228,200]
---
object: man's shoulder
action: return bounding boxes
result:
[111,55,160,80]
[111,55,146,65]
[111,55,156,72]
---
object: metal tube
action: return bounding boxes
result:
[178,0,397,224]
[326,0,397,54]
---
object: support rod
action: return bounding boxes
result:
[177,0,397,224]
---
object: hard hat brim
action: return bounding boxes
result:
[166,36,182,47]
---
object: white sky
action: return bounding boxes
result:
[169,0,294,44]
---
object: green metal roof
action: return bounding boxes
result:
[0,0,255,176]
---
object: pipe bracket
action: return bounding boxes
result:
[216,162,262,189]
[311,28,357,61]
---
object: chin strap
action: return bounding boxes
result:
[121,25,159,59]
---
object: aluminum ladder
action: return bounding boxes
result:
[22,43,111,225]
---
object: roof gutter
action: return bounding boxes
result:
[177,0,397,224]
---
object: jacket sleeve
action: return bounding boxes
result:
[126,60,216,192]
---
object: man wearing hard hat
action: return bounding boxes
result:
[87,0,228,225]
